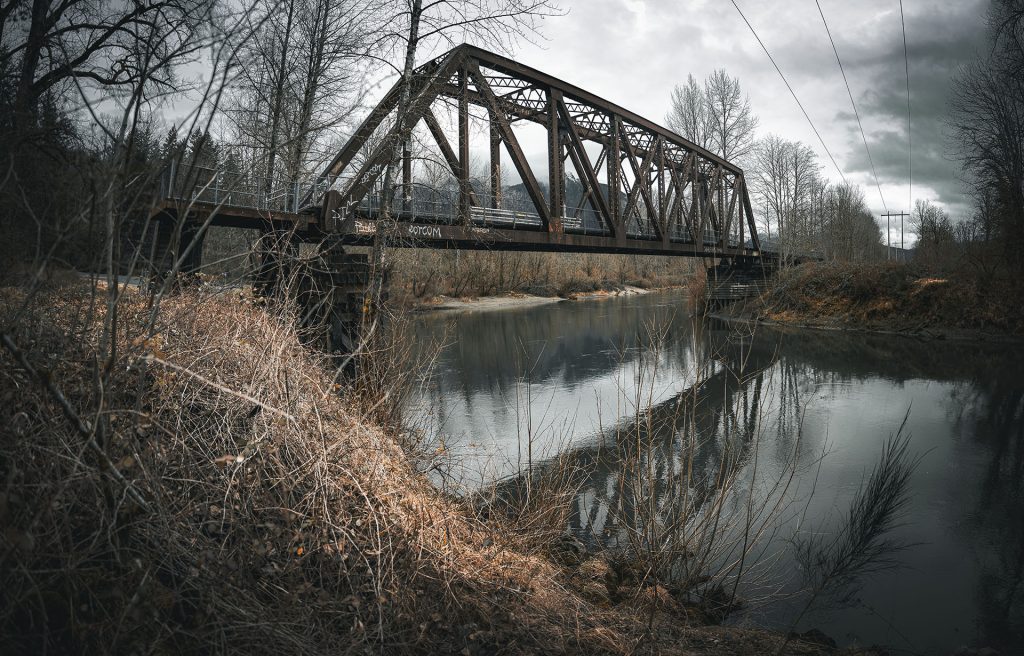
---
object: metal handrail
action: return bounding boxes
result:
[157,165,753,247]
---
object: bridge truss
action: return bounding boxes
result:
[154,44,762,260]
[315,44,761,257]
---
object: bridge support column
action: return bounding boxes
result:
[705,258,774,309]
[254,230,298,297]
[254,237,373,363]
[146,215,206,288]
[322,241,371,355]
[179,221,206,276]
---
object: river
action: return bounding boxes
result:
[404,290,1024,655]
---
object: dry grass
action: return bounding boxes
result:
[386,250,697,303]
[745,261,1024,337]
[0,280,875,655]
[685,266,709,313]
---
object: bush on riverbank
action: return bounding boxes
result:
[744,261,1024,338]
[0,279,880,654]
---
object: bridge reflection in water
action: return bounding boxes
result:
[407,293,1024,652]
[484,317,784,599]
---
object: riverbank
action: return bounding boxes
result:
[0,280,879,655]
[722,261,1024,342]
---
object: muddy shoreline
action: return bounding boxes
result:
[412,284,674,313]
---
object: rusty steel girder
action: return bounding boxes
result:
[314,44,762,258]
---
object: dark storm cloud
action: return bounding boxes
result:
[831,0,989,214]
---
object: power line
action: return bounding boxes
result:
[814,0,887,212]
[900,0,912,215]
[729,0,847,184]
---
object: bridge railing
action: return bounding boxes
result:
[351,183,618,236]
[155,164,749,249]
[354,183,746,248]
[350,184,748,248]
[158,163,329,215]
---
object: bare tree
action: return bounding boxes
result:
[753,135,820,261]
[910,198,957,267]
[226,0,372,183]
[666,74,713,152]
[820,183,882,262]
[284,0,373,176]
[1,0,215,131]
[948,0,1024,273]
[705,69,758,163]
[666,69,757,164]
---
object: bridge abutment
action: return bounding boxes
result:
[705,257,776,308]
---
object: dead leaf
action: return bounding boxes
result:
[214,455,239,469]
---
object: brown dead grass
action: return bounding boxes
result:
[745,261,1024,338]
[387,249,698,303]
[0,280,875,655]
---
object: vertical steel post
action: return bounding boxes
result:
[658,141,667,245]
[547,88,564,233]
[490,111,501,210]
[609,116,621,242]
[738,177,746,249]
[402,140,412,214]
[458,66,470,224]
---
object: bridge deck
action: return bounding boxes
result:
[153,198,757,258]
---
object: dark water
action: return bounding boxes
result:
[405,291,1024,655]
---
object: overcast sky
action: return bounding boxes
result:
[167,0,989,245]
[493,0,989,244]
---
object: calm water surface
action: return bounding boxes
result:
[405,291,1024,655]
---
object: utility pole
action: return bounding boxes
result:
[881,211,909,261]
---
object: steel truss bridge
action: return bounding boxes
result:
[154,44,763,261]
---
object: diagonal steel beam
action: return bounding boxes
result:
[619,124,662,239]
[309,53,457,207]
[422,109,480,207]
[741,176,760,250]
[342,53,465,207]
[723,176,739,246]
[698,166,722,244]
[466,60,552,230]
[667,153,693,240]
[557,98,614,235]
[571,146,606,219]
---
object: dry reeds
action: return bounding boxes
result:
[0,283,573,653]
